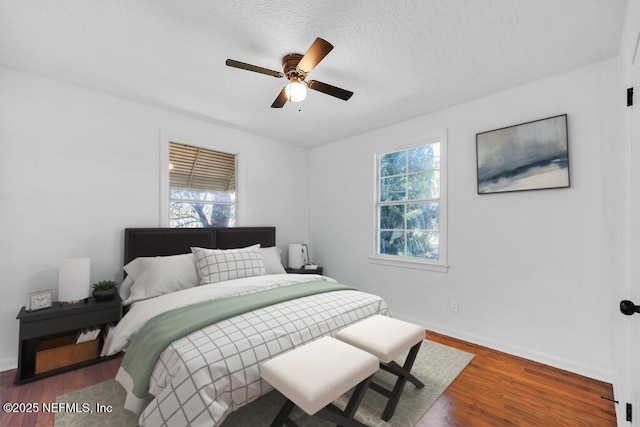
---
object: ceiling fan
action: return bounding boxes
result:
[225,37,353,108]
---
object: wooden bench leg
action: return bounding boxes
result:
[270,399,296,427]
[380,341,423,421]
[271,375,374,427]
[362,341,424,422]
[343,373,373,419]
[381,347,425,389]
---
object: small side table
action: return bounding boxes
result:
[285,267,324,275]
[15,296,122,384]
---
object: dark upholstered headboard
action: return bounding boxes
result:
[124,227,276,265]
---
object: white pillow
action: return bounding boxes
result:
[260,246,286,274]
[122,253,199,305]
[119,275,134,301]
[192,245,266,285]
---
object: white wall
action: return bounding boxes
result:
[310,60,618,381]
[0,66,310,369]
[0,56,621,383]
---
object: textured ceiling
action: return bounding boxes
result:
[0,0,628,147]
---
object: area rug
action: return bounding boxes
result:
[55,339,473,427]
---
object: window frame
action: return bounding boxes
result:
[160,134,240,227]
[369,131,448,272]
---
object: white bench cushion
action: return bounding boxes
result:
[335,315,425,363]
[260,337,378,415]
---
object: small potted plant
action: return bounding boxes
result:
[92,280,118,301]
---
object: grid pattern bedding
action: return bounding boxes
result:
[192,246,266,284]
[137,289,390,427]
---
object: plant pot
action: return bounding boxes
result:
[92,288,116,301]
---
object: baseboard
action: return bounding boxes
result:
[0,357,17,373]
[393,313,612,383]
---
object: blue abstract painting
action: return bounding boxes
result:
[476,115,569,194]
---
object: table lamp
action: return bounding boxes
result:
[58,258,91,303]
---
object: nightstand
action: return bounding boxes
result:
[15,296,122,384]
[285,267,324,275]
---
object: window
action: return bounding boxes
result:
[168,142,237,228]
[372,135,447,271]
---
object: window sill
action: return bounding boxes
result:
[368,255,449,273]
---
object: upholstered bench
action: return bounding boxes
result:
[260,336,379,427]
[335,315,426,421]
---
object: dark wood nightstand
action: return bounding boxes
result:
[285,267,324,275]
[15,296,122,384]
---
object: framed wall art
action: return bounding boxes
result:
[476,114,569,194]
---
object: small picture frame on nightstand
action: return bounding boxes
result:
[26,289,54,312]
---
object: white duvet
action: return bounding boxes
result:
[101,273,333,357]
[108,273,390,426]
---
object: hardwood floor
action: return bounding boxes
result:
[420,331,616,426]
[0,356,122,427]
[0,332,616,426]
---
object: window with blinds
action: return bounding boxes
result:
[168,142,237,228]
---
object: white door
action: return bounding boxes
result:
[614,7,640,423]
[630,39,640,424]
[620,25,640,425]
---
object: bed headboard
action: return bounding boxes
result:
[124,227,276,265]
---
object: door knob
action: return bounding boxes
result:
[620,300,640,316]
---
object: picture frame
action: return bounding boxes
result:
[301,244,310,265]
[476,114,570,194]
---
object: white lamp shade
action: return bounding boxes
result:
[285,81,307,102]
[288,244,303,269]
[58,258,91,302]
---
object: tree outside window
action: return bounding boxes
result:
[377,142,442,261]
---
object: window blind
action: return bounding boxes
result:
[169,142,236,192]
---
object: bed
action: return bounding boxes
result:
[104,227,390,427]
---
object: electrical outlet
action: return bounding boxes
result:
[450,300,459,313]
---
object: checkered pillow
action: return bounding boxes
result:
[191,245,266,284]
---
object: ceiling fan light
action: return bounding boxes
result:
[285,80,307,102]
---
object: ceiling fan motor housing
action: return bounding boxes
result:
[282,53,307,82]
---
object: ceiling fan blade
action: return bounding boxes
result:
[271,87,288,108]
[225,59,284,78]
[307,80,353,101]
[297,38,333,74]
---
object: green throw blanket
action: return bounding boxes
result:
[121,280,356,399]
